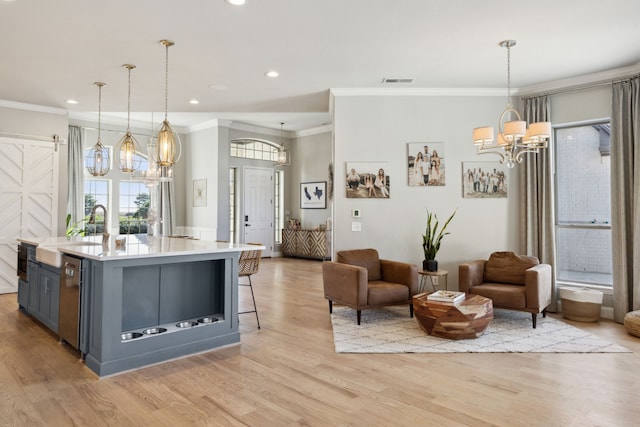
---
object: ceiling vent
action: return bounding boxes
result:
[381,78,414,84]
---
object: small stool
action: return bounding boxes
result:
[623,310,640,338]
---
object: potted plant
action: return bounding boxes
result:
[422,209,456,272]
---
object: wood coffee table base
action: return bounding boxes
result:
[413,292,493,340]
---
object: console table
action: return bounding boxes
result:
[281,229,330,260]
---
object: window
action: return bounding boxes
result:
[119,181,149,234]
[84,179,109,234]
[555,122,612,287]
[230,138,280,161]
[229,168,236,242]
[274,170,284,244]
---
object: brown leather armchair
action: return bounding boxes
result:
[322,248,418,325]
[459,251,552,328]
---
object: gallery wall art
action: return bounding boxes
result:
[346,161,390,198]
[462,161,507,198]
[407,142,445,186]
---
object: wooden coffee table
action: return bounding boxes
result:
[412,292,493,339]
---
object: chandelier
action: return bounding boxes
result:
[86,82,110,176]
[472,40,550,168]
[115,64,142,173]
[155,40,182,168]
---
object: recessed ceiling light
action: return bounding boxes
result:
[65,99,79,104]
[265,70,279,78]
[225,0,246,5]
[189,99,200,104]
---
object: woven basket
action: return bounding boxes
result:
[624,310,640,338]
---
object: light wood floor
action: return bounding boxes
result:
[1,257,639,426]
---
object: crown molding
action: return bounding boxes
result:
[69,112,189,134]
[330,88,507,97]
[518,62,640,96]
[228,121,293,138]
[0,99,68,115]
[294,124,333,138]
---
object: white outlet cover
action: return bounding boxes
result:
[352,222,362,232]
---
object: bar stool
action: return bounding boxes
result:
[238,243,263,329]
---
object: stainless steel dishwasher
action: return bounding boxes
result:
[59,255,83,350]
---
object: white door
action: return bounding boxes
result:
[0,137,58,294]
[243,167,273,256]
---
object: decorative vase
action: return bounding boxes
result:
[424,259,438,272]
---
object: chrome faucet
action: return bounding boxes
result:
[88,204,110,245]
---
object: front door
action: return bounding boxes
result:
[243,167,273,256]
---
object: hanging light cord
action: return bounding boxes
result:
[164,43,169,121]
[97,84,102,142]
[127,66,132,132]
[505,43,512,109]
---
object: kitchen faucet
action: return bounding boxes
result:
[88,204,110,245]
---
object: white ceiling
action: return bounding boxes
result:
[2,0,640,132]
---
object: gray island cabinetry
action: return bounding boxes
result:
[17,235,259,377]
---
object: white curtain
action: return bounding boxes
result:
[520,95,557,312]
[611,76,640,322]
[67,126,84,226]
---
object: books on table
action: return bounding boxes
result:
[427,290,465,303]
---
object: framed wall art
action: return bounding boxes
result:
[301,181,327,209]
[193,179,207,207]
[346,161,390,198]
[407,142,446,186]
[462,161,508,198]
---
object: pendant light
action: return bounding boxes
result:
[115,64,142,173]
[276,122,290,166]
[155,39,182,167]
[86,82,110,176]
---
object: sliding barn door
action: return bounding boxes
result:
[0,137,59,294]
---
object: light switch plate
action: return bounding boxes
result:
[352,208,360,218]
[351,222,362,232]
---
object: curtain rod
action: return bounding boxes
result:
[521,73,640,100]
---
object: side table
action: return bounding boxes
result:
[418,269,448,293]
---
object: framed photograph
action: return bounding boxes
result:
[300,181,327,209]
[346,161,390,198]
[462,161,508,198]
[193,179,207,207]
[407,142,446,186]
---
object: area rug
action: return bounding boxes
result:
[331,306,630,353]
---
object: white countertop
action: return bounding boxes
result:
[18,235,264,263]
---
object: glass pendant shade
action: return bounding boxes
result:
[155,120,181,166]
[86,139,110,176]
[154,40,182,167]
[116,131,142,173]
[87,81,110,176]
[115,63,142,173]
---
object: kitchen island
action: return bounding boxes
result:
[17,235,261,377]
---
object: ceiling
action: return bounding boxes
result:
[2,0,640,132]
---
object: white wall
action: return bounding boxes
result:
[331,94,521,288]
[289,131,332,229]
[184,126,219,238]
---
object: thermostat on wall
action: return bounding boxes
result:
[352,209,361,218]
